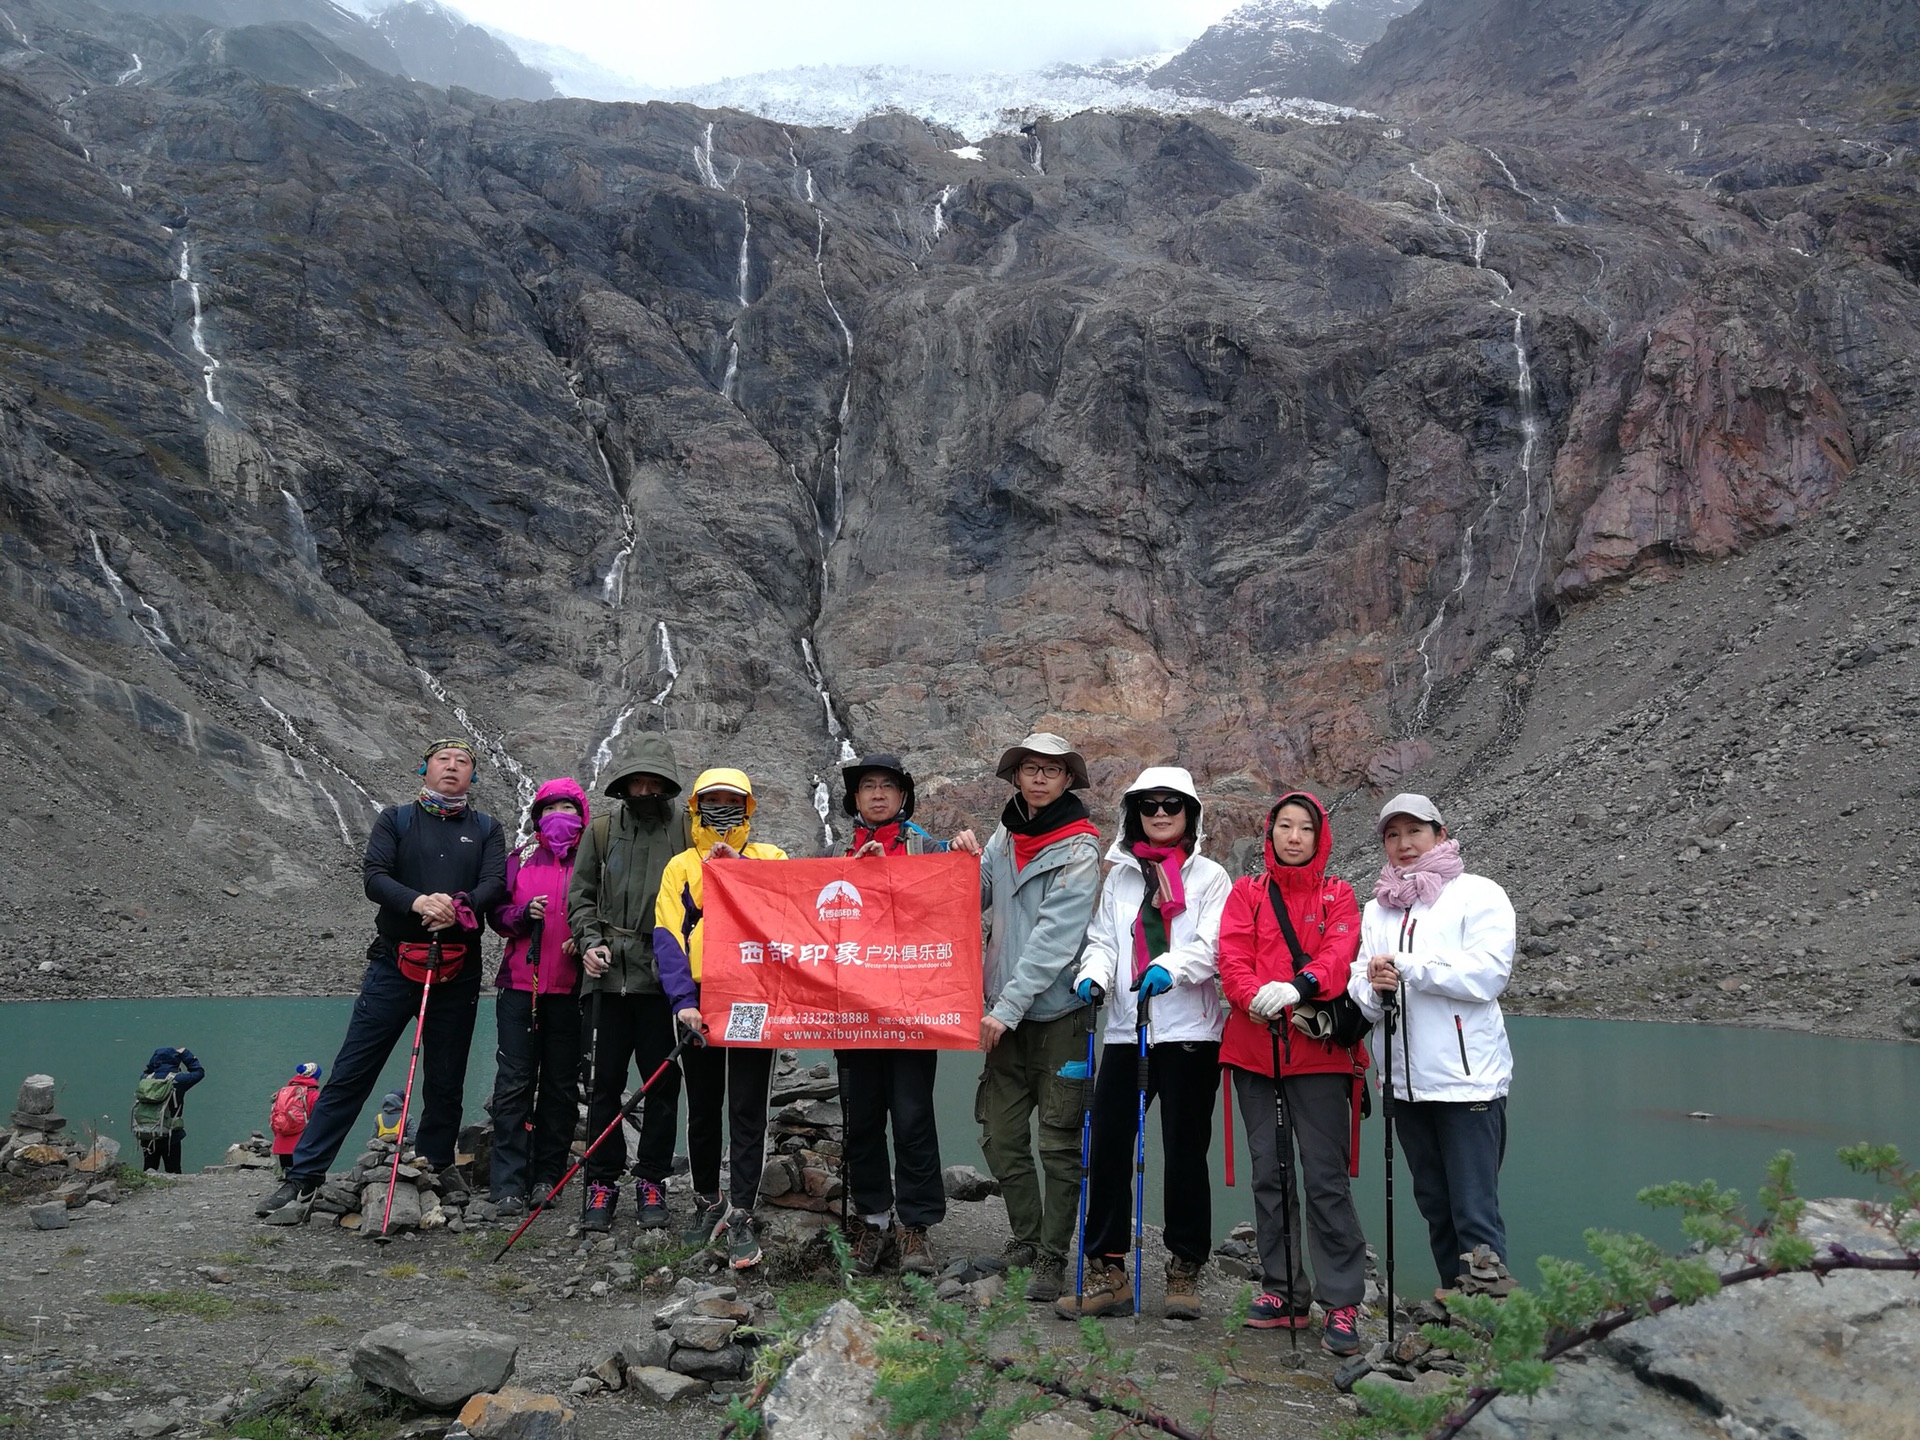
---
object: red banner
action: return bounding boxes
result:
[699,852,983,1049]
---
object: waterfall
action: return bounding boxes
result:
[930,184,954,242]
[650,620,680,706]
[115,52,141,85]
[812,776,833,851]
[259,696,380,812]
[1030,137,1043,176]
[286,750,352,847]
[88,530,174,656]
[735,201,752,306]
[1484,149,1535,202]
[693,122,726,190]
[601,504,636,606]
[412,666,538,831]
[813,215,854,366]
[800,637,854,759]
[1553,205,1573,226]
[1413,526,1475,730]
[176,243,225,414]
[280,488,318,567]
[1410,161,1510,293]
[719,342,740,403]
[590,704,637,785]
[1497,306,1544,595]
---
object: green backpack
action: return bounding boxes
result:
[131,1074,179,1140]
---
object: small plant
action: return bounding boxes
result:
[59,1245,86,1260]
[381,1263,421,1280]
[103,1290,234,1320]
[252,1232,287,1250]
[284,1279,342,1294]
[306,1314,344,1328]
[437,1267,471,1280]
[110,1164,172,1193]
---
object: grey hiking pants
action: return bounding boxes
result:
[1232,1068,1367,1309]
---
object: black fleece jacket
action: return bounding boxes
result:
[364,801,508,948]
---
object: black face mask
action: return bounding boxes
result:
[623,794,671,826]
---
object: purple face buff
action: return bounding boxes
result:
[537,810,585,856]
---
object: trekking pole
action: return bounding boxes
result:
[527,912,544,1035]
[1268,1018,1298,1352]
[380,934,439,1240]
[1071,984,1104,1312]
[1132,989,1153,1320]
[1381,985,1399,1346]
[579,984,602,1223]
[494,1021,702,1261]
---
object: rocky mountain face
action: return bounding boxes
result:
[366,0,554,102]
[1,0,1917,1040]
[1149,0,1420,101]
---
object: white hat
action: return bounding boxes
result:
[1378,792,1445,834]
[995,732,1091,790]
[1123,766,1200,806]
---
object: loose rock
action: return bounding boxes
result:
[350,1323,518,1408]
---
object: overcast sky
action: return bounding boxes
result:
[448,0,1256,87]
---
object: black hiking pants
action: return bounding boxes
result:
[837,1049,945,1229]
[140,1132,184,1174]
[681,1042,775,1213]
[581,991,683,1186]
[1085,1038,1218,1266]
[488,988,582,1201]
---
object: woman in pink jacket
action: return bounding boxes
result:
[486,777,590,1214]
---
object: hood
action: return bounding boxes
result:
[1119,764,1203,851]
[531,776,591,824]
[379,1092,404,1113]
[144,1047,183,1073]
[1263,790,1333,884]
[601,731,683,799]
[690,767,755,854]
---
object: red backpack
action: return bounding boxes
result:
[270,1080,315,1138]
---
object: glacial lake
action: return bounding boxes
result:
[2,1000,1915,1283]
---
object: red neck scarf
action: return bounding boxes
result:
[1003,792,1100,871]
[850,820,909,855]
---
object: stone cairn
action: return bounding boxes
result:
[5,1073,123,1229]
[572,1280,760,1403]
[240,1122,495,1234]
[757,1052,845,1217]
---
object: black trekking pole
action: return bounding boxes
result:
[1268,1018,1299,1352]
[496,1021,703,1262]
[578,983,603,1224]
[1131,988,1153,1320]
[1381,985,1398,1345]
[526,912,544,1035]
[1071,984,1104,1314]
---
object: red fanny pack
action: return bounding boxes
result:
[395,942,468,984]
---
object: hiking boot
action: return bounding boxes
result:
[848,1215,898,1276]
[1245,1291,1313,1329]
[491,1195,528,1219]
[255,1179,316,1221]
[1024,1255,1066,1303]
[1002,1239,1039,1270]
[1164,1256,1203,1322]
[1053,1258,1129,1320]
[635,1178,668,1229]
[581,1182,616,1232]
[718,1207,761,1269]
[899,1225,938,1277]
[1321,1303,1362,1357]
[681,1193,727,1248]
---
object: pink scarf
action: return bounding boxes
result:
[1130,842,1188,982]
[1374,839,1465,909]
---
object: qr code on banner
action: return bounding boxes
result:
[725,1003,769,1042]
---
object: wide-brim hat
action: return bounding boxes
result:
[841,753,915,819]
[995,732,1090,790]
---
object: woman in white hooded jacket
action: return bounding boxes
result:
[1348,793,1517,1293]
[1053,766,1230,1322]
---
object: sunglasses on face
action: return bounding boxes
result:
[1133,795,1185,817]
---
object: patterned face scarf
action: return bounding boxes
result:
[417,786,470,818]
[1130,841,1189,983]
[700,800,747,832]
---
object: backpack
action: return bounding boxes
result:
[269,1082,314,1139]
[132,1074,179,1140]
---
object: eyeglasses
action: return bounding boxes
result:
[1133,795,1185,817]
[1017,761,1066,780]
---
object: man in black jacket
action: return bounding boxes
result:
[257,738,507,1220]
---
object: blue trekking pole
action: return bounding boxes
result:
[1071,984,1104,1311]
[1132,989,1153,1319]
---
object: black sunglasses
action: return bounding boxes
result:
[1132,794,1186,817]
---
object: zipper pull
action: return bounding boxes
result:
[1454,1015,1472,1076]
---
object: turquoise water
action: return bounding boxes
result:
[1,1000,1914,1278]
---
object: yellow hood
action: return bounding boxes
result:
[690,768,755,854]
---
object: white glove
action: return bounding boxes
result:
[1249,981,1301,1020]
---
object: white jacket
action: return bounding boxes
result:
[1349,873,1516,1103]
[1075,839,1229,1046]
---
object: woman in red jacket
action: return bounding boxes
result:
[1218,791,1369,1356]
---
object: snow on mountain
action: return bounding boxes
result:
[1149,0,1420,100]
[651,60,1364,141]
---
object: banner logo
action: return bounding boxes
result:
[815,879,864,922]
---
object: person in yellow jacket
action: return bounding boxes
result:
[653,768,787,1268]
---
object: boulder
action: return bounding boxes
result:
[350,1324,518,1408]
[122,1411,180,1438]
[942,1165,1000,1201]
[619,1329,673,1372]
[27,1201,68,1230]
[359,1181,422,1232]
[670,1315,739,1351]
[628,1366,708,1403]
[668,1344,748,1381]
[761,1300,888,1439]
[581,1348,624,1390]
[456,1388,576,1440]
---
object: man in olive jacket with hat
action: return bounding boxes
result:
[977,732,1102,1301]
[567,732,693,1231]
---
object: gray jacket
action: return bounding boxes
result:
[980,823,1102,1029]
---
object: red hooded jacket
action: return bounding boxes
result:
[1218,791,1367,1079]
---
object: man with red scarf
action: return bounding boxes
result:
[836,754,979,1276]
[976,733,1103,1303]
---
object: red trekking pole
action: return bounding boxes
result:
[380,934,439,1240]
[493,1022,702,1261]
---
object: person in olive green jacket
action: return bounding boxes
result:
[567,732,693,1232]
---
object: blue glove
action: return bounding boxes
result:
[1075,978,1106,1006]
[1137,965,1172,998]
